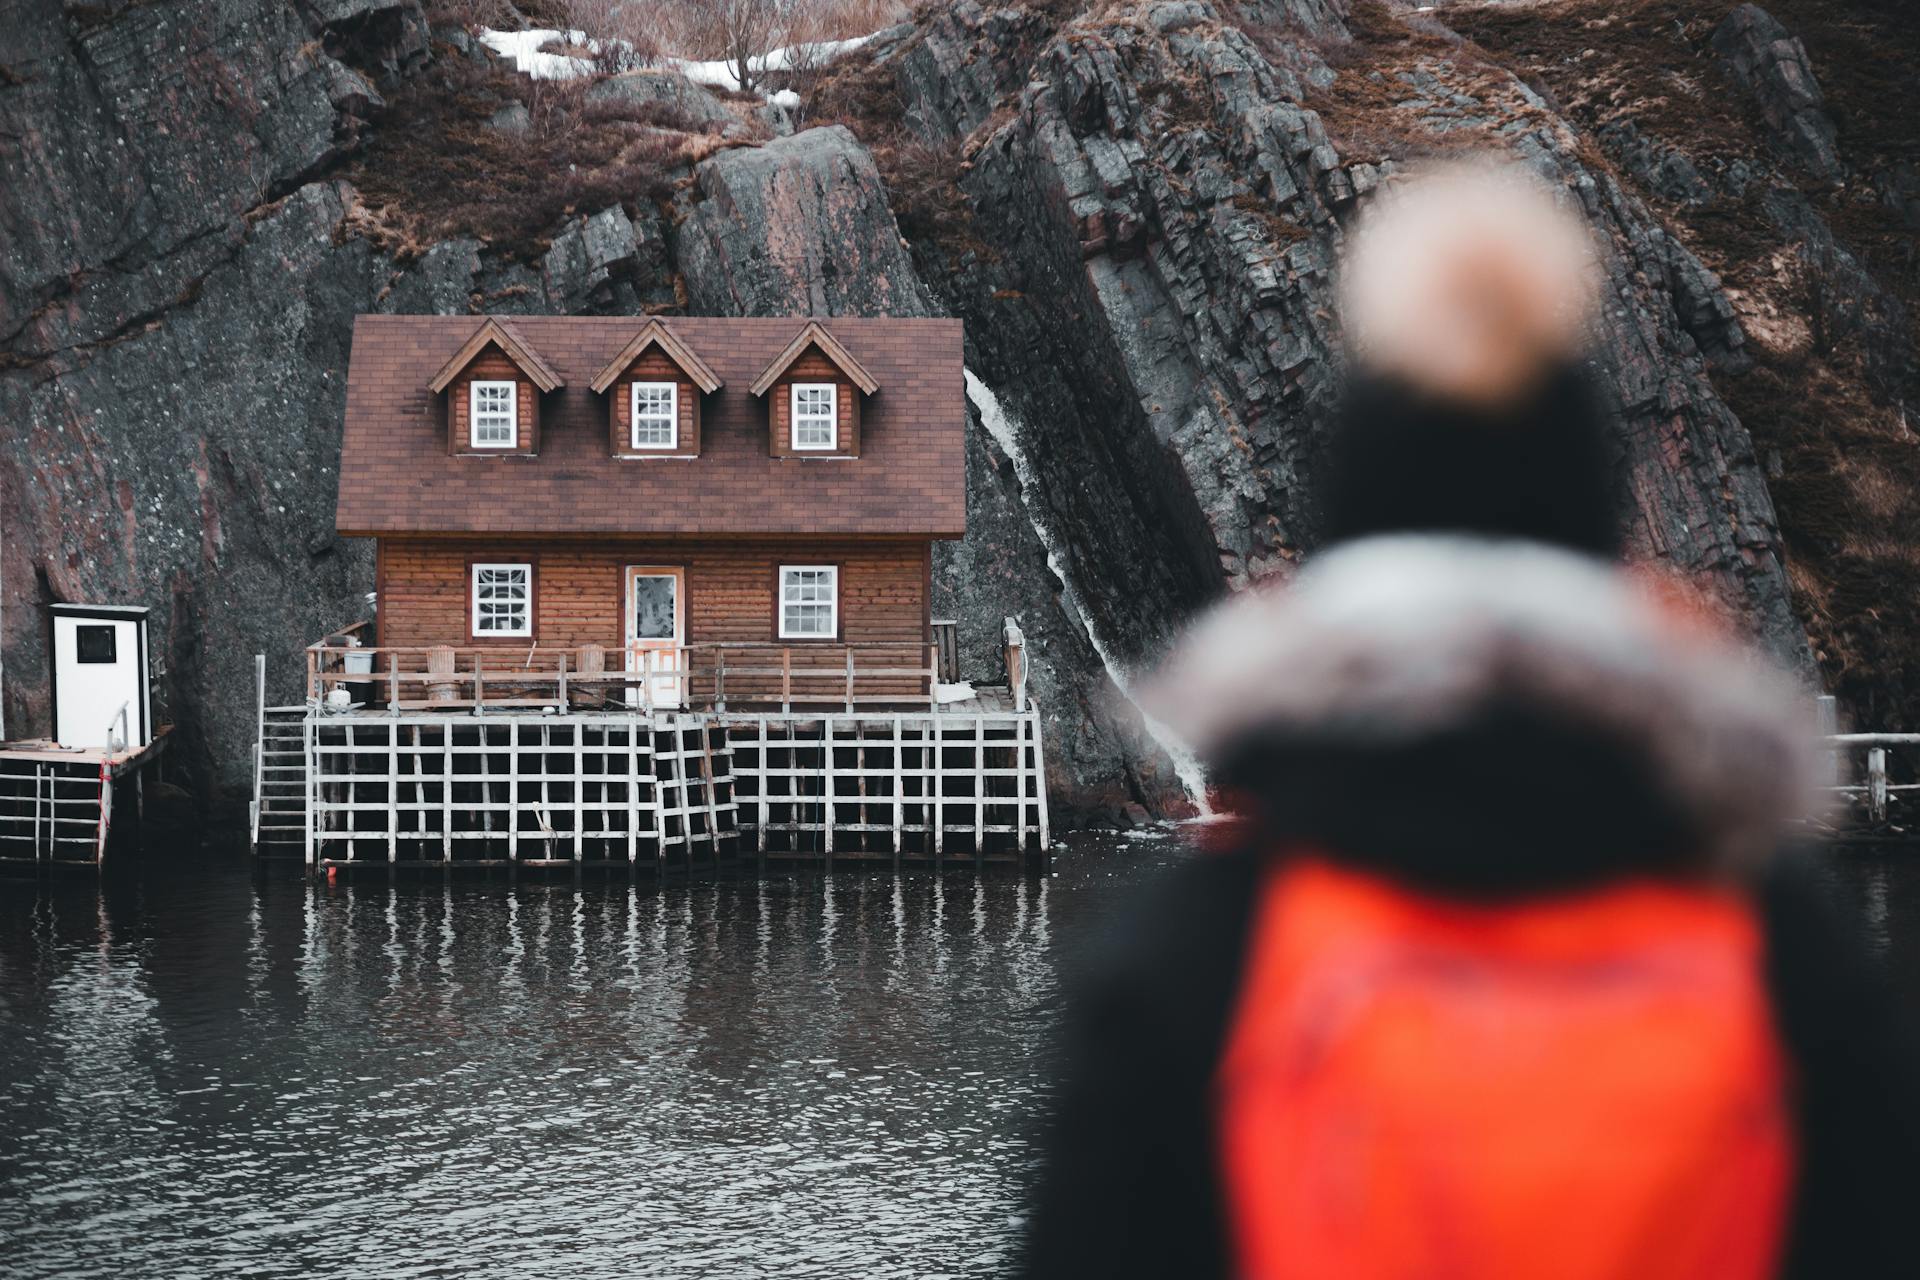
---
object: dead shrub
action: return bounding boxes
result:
[340,52,699,260]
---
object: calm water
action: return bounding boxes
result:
[2,836,1917,1279]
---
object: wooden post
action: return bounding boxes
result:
[973,715,986,871]
[1816,694,1839,788]
[1005,618,1027,714]
[473,652,485,717]
[1031,710,1051,858]
[386,719,398,863]
[700,722,722,859]
[891,715,904,868]
[927,643,938,709]
[782,649,792,713]
[626,720,639,864]
[757,717,769,865]
[856,719,868,850]
[557,652,568,715]
[95,765,112,865]
[715,649,727,713]
[932,715,944,867]
[303,717,316,867]
[31,763,43,861]
[1015,715,1028,856]
[388,651,401,714]
[1869,746,1889,824]
[823,716,835,869]
[252,654,266,848]
[442,724,453,862]
[844,650,855,714]
[573,719,585,861]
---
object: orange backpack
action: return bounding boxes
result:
[1216,858,1794,1280]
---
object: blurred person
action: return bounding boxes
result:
[1021,161,1920,1280]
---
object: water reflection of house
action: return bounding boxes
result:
[253,315,1047,871]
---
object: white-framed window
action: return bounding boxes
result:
[469,380,517,449]
[778,565,838,639]
[631,381,678,450]
[471,562,532,637]
[790,383,837,451]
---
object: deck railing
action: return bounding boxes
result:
[308,640,945,714]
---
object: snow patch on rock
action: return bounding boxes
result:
[671,33,876,92]
[478,28,596,80]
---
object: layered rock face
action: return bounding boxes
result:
[4,0,1868,827]
[844,0,1810,774]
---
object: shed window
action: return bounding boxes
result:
[76,625,117,664]
[779,565,838,639]
[470,380,517,448]
[631,381,678,449]
[472,563,532,637]
[791,383,836,451]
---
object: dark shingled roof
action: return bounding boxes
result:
[336,315,966,538]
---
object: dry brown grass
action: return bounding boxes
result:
[341,51,731,261]
[803,43,993,263]
[1452,0,1920,723]
[1299,1,1523,166]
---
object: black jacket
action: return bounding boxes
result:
[1023,846,1920,1279]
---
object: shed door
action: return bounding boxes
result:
[53,616,147,750]
[624,567,684,708]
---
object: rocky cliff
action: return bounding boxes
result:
[3,0,1909,829]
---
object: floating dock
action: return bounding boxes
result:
[0,730,170,868]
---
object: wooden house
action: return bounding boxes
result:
[339,316,962,694]
[253,315,1048,872]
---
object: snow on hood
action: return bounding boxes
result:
[1143,536,1820,866]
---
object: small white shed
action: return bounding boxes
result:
[51,604,153,751]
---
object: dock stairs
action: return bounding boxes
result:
[252,702,308,855]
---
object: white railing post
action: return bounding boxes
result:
[252,654,266,847]
[1868,747,1889,824]
[1004,617,1027,714]
[1816,694,1839,788]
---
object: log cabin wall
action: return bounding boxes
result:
[606,348,702,459]
[767,347,861,458]
[377,536,932,698]
[447,350,540,455]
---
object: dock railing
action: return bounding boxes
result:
[307,640,946,714]
[1816,695,1920,830]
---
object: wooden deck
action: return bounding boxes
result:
[0,728,170,867]
[0,729,170,775]
[304,621,1024,719]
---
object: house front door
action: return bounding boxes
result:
[624,566,685,708]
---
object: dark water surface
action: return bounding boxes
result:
[0,831,1174,1279]
[3,836,1917,1279]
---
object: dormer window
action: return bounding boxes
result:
[631,382,678,450]
[470,381,517,449]
[791,383,837,451]
[751,322,877,459]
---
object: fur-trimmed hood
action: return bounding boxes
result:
[1146,538,1818,893]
